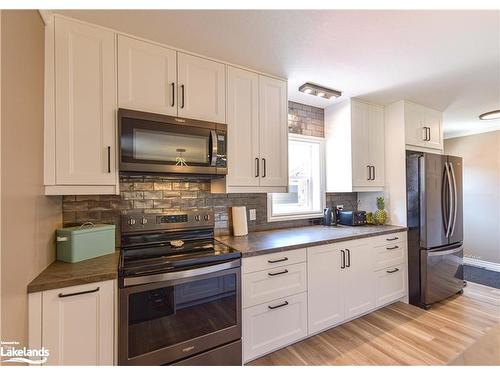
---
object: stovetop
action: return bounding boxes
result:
[119,210,240,278]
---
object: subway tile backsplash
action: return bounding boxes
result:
[61,102,357,239]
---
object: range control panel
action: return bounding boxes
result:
[121,210,214,233]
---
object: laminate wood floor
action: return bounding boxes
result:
[248,282,500,365]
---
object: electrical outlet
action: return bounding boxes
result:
[249,209,257,221]
[336,205,344,210]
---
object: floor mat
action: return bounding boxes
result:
[464,265,500,289]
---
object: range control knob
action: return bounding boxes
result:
[140,217,148,225]
[204,214,210,221]
[194,215,201,221]
[128,218,136,225]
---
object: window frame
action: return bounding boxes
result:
[267,133,326,222]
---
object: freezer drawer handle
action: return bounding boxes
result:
[58,287,100,298]
[268,269,288,277]
[386,237,399,241]
[386,268,399,274]
[267,257,288,264]
[386,245,399,250]
[268,301,289,310]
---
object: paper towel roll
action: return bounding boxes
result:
[232,206,248,236]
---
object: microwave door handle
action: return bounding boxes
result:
[210,130,218,167]
[449,162,458,237]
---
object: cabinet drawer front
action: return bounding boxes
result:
[243,263,306,308]
[375,265,407,307]
[243,292,307,362]
[242,248,306,274]
[374,242,407,271]
[370,231,406,248]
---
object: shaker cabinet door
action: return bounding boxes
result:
[54,17,117,185]
[307,244,345,335]
[226,66,260,187]
[258,76,288,188]
[118,35,177,115]
[177,52,226,122]
[42,281,114,365]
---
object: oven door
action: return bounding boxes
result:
[119,261,241,365]
[119,109,226,175]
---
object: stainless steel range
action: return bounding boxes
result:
[118,210,242,366]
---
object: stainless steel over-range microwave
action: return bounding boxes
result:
[118,109,227,176]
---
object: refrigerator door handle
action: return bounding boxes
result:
[444,162,455,238]
[449,162,458,237]
[427,245,463,257]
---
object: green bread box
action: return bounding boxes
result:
[56,223,115,263]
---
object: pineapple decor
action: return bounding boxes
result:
[374,197,387,225]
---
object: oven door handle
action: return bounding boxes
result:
[123,259,240,287]
[210,130,218,167]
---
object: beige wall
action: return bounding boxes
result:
[1,10,62,346]
[444,130,500,264]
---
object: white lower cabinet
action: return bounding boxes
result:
[243,292,307,362]
[242,232,408,362]
[242,262,307,308]
[375,265,407,307]
[29,280,115,365]
[307,244,345,335]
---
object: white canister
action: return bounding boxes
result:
[231,206,248,236]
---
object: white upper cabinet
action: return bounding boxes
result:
[118,35,177,115]
[226,67,260,187]
[52,17,117,189]
[325,99,385,192]
[224,68,288,193]
[177,52,226,122]
[404,101,443,150]
[258,75,288,188]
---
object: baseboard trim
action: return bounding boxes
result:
[464,257,500,272]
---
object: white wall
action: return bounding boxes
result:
[444,131,500,264]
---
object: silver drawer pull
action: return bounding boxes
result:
[386,245,399,250]
[268,301,289,310]
[386,237,399,241]
[386,268,400,274]
[58,287,100,298]
[268,257,288,264]
[268,269,288,277]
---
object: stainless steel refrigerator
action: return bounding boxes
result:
[406,151,464,309]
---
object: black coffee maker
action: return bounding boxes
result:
[323,207,339,226]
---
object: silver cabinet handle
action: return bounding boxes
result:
[268,301,288,310]
[59,287,100,298]
[427,127,431,141]
[340,249,346,269]
[386,245,399,250]
[255,158,260,177]
[170,82,175,107]
[367,165,371,181]
[268,269,288,276]
[371,166,375,181]
[386,268,399,274]
[262,158,266,178]
[345,249,351,267]
[386,237,399,241]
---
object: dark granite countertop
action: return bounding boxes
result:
[216,225,407,257]
[27,251,119,293]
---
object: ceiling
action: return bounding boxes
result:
[56,9,500,139]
